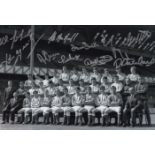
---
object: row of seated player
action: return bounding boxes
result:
[2,85,150,127]
[24,66,141,88]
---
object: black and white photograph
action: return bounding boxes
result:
[0,25,154,130]
[1,1,155,155]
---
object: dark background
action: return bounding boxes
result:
[0,25,155,112]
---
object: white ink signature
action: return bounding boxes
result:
[48,31,79,44]
[0,42,30,67]
[0,35,9,47]
[57,54,82,64]
[113,56,155,68]
[37,50,60,65]
[69,29,154,52]
[9,29,32,50]
[84,55,113,67]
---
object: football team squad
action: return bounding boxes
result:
[1,66,151,127]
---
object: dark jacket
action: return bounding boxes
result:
[3,87,15,110]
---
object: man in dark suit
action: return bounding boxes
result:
[135,77,151,126]
[2,81,15,124]
[13,81,26,123]
[123,88,143,127]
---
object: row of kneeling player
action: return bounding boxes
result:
[2,85,149,127]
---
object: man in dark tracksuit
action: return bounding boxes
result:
[9,92,19,124]
[123,88,143,127]
[15,81,26,123]
[2,81,15,124]
[135,78,151,126]
[9,81,26,124]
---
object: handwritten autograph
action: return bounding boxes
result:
[1,27,155,71]
[0,42,30,67]
[114,56,155,68]
[37,50,60,64]
[37,50,82,65]
[48,31,79,44]
[84,55,113,67]
[0,35,9,47]
[69,30,154,53]
[9,29,32,50]
[36,48,155,69]
[57,54,82,64]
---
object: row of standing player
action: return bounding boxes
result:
[25,66,141,88]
